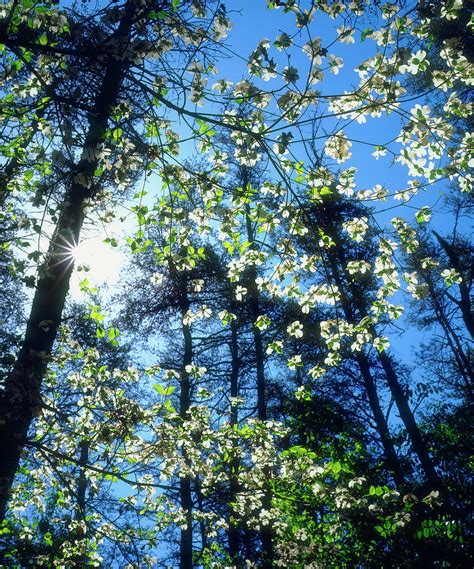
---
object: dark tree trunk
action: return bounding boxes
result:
[426,277,473,394]
[243,201,273,566]
[228,318,241,560]
[334,256,442,490]
[76,440,89,521]
[73,440,89,565]
[315,205,443,490]
[178,275,194,569]
[0,3,136,521]
[244,203,267,421]
[433,231,474,338]
[355,354,406,487]
[194,477,208,555]
[321,244,406,486]
[377,350,442,489]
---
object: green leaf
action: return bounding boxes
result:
[107,327,119,341]
[153,384,176,396]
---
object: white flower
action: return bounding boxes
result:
[218,310,236,326]
[441,268,462,287]
[373,336,390,353]
[287,321,303,338]
[235,286,247,301]
[342,217,369,242]
[150,272,164,285]
[287,355,302,369]
[337,25,355,45]
[325,132,352,163]
[282,65,299,83]
[399,50,428,75]
[255,315,271,330]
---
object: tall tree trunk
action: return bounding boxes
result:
[320,241,406,486]
[376,350,442,489]
[0,3,135,523]
[243,200,273,567]
[355,354,406,487]
[178,274,194,569]
[422,272,473,395]
[193,477,208,557]
[228,318,241,560]
[244,203,267,421]
[433,231,474,338]
[317,206,443,490]
[76,440,89,522]
[331,252,442,490]
[73,440,89,565]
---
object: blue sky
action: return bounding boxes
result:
[70,0,464,399]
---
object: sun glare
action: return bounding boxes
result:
[69,236,123,299]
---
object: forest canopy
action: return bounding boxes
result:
[0,0,472,567]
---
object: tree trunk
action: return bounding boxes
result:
[0,3,135,523]
[377,350,442,489]
[244,203,267,421]
[355,354,406,487]
[73,440,89,565]
[243,202,273,566]
[228,318,241,559]
[433,231,474,338]
[320,243,406,486]
[178,274,194,569]
[337,259,442,490]
[319,208,443,490]
[422,272,473,395]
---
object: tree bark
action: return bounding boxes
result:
[355,354,406,487]
[243,203,273,567]
[244,203,267,421]
[433,231,474,338]
[0,3,135,522]
[228,318,241,560]
[333,254,442,489]
[178,273,194,569]
[319,207,442,490]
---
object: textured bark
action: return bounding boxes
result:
[0,3,135,522]
[228,319,241,559]
[322,243,406,486]
[433,231,474,339]
[317,204,443,489]
[331,253,442,490]
[178,275,194,569]
[245,203,267,421]
[355,354,406,487]
[243,203,273,566]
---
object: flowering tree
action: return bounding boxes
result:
[0,0,472,566]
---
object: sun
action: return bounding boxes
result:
[69,235,124,299]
